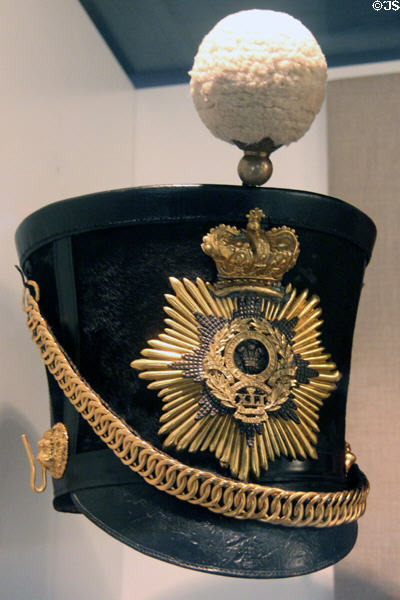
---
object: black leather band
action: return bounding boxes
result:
[52,447,348,509]
[16,185,376,267]
[257,449,346,487]
[53,450,139,499]
[53,237,80,455]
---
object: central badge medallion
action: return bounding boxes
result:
[132,209,340,481]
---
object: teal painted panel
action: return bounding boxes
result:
[79,0,400,87]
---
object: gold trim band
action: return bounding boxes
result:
[22,281,369,527]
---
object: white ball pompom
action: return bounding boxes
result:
[190,10,327,147]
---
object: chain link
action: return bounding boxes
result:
[22,282,369,527]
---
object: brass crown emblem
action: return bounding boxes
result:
[201,208,299,296]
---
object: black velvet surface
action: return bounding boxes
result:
[17,186,376,577]
[67,221,365,489]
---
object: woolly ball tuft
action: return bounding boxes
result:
[190,10,327,147]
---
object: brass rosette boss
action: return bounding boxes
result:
[22,423,68,493]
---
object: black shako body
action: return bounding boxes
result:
[16,185,376,578]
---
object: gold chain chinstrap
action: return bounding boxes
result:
[22,281,369,528]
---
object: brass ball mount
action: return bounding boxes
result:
[235,138,280,187]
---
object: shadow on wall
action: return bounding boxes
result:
[0,407,56,598]
[147,570,333,600]
[0,407,123,600]
[335,569,399,600]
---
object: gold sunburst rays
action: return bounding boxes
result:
[131,277,340,482]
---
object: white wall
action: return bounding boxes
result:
[1,2,134,599]
[133,83,328,193]
[1,3,337,599]
[327,69,400,600]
